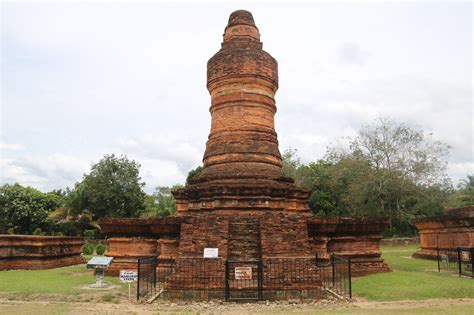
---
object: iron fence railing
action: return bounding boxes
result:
[136,255,352,301]
[137,256,157,301]
[437,247,474,278]
[318,255,352,299]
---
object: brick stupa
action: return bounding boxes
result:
[99,10,390,299]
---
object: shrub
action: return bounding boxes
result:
[82,243,94,255]
[32,228,42,235]
[95,243,107,255]
[83,229,96,241]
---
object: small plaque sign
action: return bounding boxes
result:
[203,248,219,258]
[461,251,470,262]
[119,270,138,283]
[440,254,448,262]
[235,266,252,280]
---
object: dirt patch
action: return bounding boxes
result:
[352,297,474,309]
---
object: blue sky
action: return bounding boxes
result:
[1,1,472,193]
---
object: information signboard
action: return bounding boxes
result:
[203,248,219,258]
[235,266,252,280]
[120,270,138,283]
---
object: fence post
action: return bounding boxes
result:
[437,247,440,272]
[457,247,462,276]
[137,258,141,301]
[225,260,230,302]
[331,255,335,288]
[153,257,157,291]
[258,260,263,301]
[471,248,474,278]
[348,258,352,299]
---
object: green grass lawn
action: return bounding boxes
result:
[0,262,130,304]
[353,245,474,301]
[0,264,122,295]
[0,246,473,308]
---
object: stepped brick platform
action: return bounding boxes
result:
[0,234,84,270]
[413,206,474,260]
[99,10,390,299]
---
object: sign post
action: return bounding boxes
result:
[86,256,114,288]
[120,270,138,299]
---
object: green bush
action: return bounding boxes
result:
[83,229,96,241]
[32,228,43,235]
[95,243,106,255]
[82,243,94,255]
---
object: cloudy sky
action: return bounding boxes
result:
[1,0,472,193]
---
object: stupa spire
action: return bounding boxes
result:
[200,10,281,181]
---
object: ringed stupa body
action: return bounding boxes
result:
[173,10,310,215]
[99,10,390,301]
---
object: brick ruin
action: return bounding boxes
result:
[0,234,84,270]
[413,206,474,260]
[99,10,390,299]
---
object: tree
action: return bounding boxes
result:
[186,166,203,185]
[328,117,451,185]
[77,154,146,218]
[325,117,451,235]
[282,117,453,236]
[143,185,182,217]
[0,183,62,234]
[446,175,474,208]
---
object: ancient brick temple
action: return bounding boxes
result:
[99,10,390,299]
[413,206,474,260]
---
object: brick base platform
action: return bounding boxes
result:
[0,234,84,270]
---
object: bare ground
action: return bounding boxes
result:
[1,297,473,315]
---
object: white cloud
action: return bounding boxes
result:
[1,2,472,190]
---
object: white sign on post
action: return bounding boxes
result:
[119,270,138,299]
[120,270,138,283]
[203,248,219,258]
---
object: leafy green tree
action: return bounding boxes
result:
[186,166,203,185]
[76,154,146,218]
[0,183,62,234]
[446,175,474,208]
[143,185,182,217]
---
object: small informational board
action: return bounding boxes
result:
[203,248,218,258]
[235,266,252,280]
[120,270,137,299]
[86,256,114,288]
[440,254,448,263]
[120,270,138,283]
[86,256,114,270]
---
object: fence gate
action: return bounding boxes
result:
[319,255,352,299]
[137,256,157,301]
[225,259,262,301]
[438,247,474,278]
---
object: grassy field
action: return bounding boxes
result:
[0,263,128,303]
[0,246,473,314]
[353,245,474,301]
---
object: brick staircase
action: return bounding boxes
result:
[227,217,261,260]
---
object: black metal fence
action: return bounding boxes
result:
[437,247,474,278]
[226,259,262,301]
[319,255,352,299]
[137,256,352,301]
[137,256,157,301]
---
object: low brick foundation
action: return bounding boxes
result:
[0,234,84,270]
[412,206,473,260]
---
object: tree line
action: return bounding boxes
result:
[1,117,472,237]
